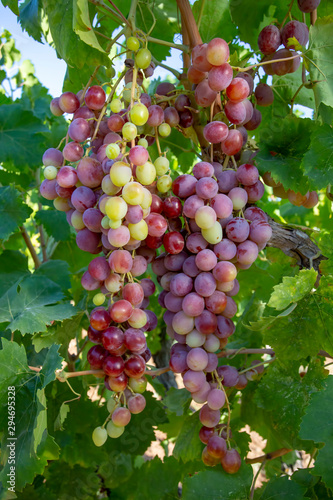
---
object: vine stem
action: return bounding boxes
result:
[106,0,130,26]
[249,460,266,499]
[146,35,188,52]
[20,225,41,268]
[232,53,301,73]
[88,0,127,26]
[176,0,202,48]
[246,447,292,464]
[279,0,295,30]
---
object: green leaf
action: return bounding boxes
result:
[42,0,109,69]
[259,475,307,499]
[35,209,71,241]
[43,461,101,499]
[0,339,60,491]
[272,68,315,110]
[163,387,191,416]
[0,186,32,240]
[307,16,333,112]
[182,463,253,500]
[0,250,29,296]
[1,0,19,15]
[51,237,92,273]
[173,412,202,463]
[256,116,314,194]
[268,268,317,310]
[32,312,85,354]
[302,124,333,190]
[34,260,72,292]
[73,0,106,53]
[54,402,70,431]
[254,276,333,363]
[0,275,77,335]
[0,104,49,170]
[254,360,327,448]
[19,0,43,42]
[299,375,333,491]
[192,0,238,44]
[63,62,108,93]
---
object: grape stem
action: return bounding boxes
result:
[155,127,162,156]
[20,225,41,269]
[249,460,266,499]
[238,357,275,375]
[106,0,130,27]
[146,36,189,52]
[232,53,301,73]
[279,0,295,30]
[88,0,130,27]
[215,370,232,449]
[246,447,292,464]
[151,55,181,79]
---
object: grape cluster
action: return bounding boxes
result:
[263,172,319,208]
[154,161,271,472]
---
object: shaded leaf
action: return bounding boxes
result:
[34,260,72,292]
[32,312,85,354]
[173,412,202,463]
[303,124,333,190]
[35,209,71,242]
[163,387,191,416]
[192,0,238,43]
[0,186,32,240]
[259,475,307,499]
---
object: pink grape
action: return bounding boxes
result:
[191,43,212,72]
[164,252,187,272]
[109,249,132,274]
[193,162,214,179]
[188,65,206,84]
[221,449,242,474]
[216,170,238,193]
[228,187,248,210]
[145,213,168,237]
[216,316,235,338]
[107,114,125,132]
[131,255,148,277]
[241,99,254,124]
[122,283,144,306]
[147,105,164,126]
[221,129,243,155]
[81,270,101,291]
[213,261,237,282]
[226,217,250,242]
[43,148,63,167]
[195,310,217,335]
[59,91,80,113]
[172,175,197,198]
[76,228,100,253]
[186,233,209,253]
[255,83,274,107]
[244,108,262,130]
[196,177,218,200]
[102,326,124,353]
[103,355,125,377]
[112,407,131,427]
[77,157,104,188]
[40,179,58,200]
[208,63,233,91]
[226,78,250,102]
[249,220,272,244]
[236,240,259,265]
[164,292,183,312]
[298,0,321,12]
[128,394,146,414]
[226,279,240,297]
[281,20,309,49]
[207,435,227,458]
[205,291,227,314]
[210,194,233,219]
[217,365,239,387]
[68,118,91,142]
[110,300,133,323]
[82,208,103,232]
[170,273,193,297]
[195,80,217,108]
[199,404,221,427]
[85,85,106,110]
[63,142,84,162]
[224,100,246,125]
[172,311,195,335]
[124,328,147,353]
[214,239,237,260]
[182,293,205,317]
[169,350,188,373]
[206,38,229,66]
[191,382,211,404]
[236,72,254,94]
[108,226,131,247]
[87,345,108,369]
[164,107,180,127]
[236,164,259,186]
[203,121,229,143]
[207,389,226,411]
[183,195,204,218]
[183,370,206,392]
[206,353,218,372]
[183,256,200,277]
[258,25,282,54]
[88,256,110,280]
[194,272,216,297]
[186,348,209,371]
[244,180,265,202]
[195,249,217,272]
[57,166,78,188]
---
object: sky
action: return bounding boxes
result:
[0,4,181,97]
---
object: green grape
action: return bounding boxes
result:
[138,138,148,148]
[71,210,85,230]
[109,219,122,229]
[93,293,106,306]
[158,123,171,137]
[136,161,156,185]
[102,175,122,196]
[154,157,169,176]
[106,421,125,438]
[92,426,108,447]
[122,181,145,205]
[157,175,172,193]
[122,122,137,141]
[135,48,152,69]
[106,67,116,79]
[128,220,148,240]
[130,103,149,126]
[126,36,140,51]
[44,165,58,180]
[105,196,128,219]
[129,376,147,393]
[202,222,223,244]
[111,99,122,113]
[140,187,152,209]
[53,197,71,212]
[110,162,132,187]
[101,216,110,230]
[107,398,117,414]
[106,143,120,160]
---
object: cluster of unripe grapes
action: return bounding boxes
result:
[152,160,271,472]
[263,172,319,208]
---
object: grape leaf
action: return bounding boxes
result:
[299,375,333,491]
[258,475,307,499]
[163,387,192,416]
[0,339,60,491]
[272,68,315,110]
[34,260,72,292]
[73,0,105,53]
[268,268,317,311]
[307,16,333,112]
[19,0,43,42]
[0,250,29,296]
[192,0,238,44]
[254,360,327,449]
[0,186,32,241]
[51,238,92,273]
[32,313,85,354]
[251,276,333,363]
[182,463,253,500]
[0,275,77,335]
[35,209,71,242]
[302,124,333,190]
[256,116,314,194]
[42,0,109,69]
[0,104,49,170]
[0,0,19,15]
[173,412,202,463]
[42,461,101,499]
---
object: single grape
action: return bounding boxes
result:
[206,38,229,66]
[92,426,107,447]
[106,421,125,438]
[258,25,282,54]
[255,83,274,106]
[281,20,309,49]
[208,63,233,91]
[221,449,242,474]
[85,85,106,110]
[126,36,140,51]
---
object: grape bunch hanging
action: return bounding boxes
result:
[40,19,314,472]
